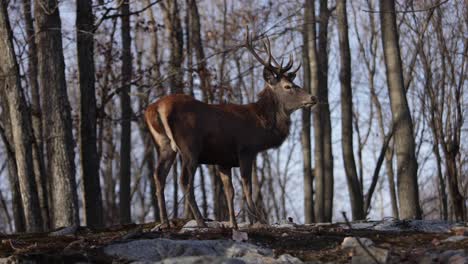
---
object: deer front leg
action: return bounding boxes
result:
[219,166,238,229]
[239,154,258,224]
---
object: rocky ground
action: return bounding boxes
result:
[0,219,467,263]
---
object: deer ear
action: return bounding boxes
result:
[263,67,279,86]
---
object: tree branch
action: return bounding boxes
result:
[361,0,449,13]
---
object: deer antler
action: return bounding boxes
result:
[244,28,295,76]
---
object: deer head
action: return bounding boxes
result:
[245,31,317,114]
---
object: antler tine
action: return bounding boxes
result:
[245,29,268,68]
[264,36,287,71]
[245,27,282,74]
[261,38,272,67]
[281,54,294,73]
[291,62,302,75]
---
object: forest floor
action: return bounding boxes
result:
[0,219,467,263]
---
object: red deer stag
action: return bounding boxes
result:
[144,31,317,229]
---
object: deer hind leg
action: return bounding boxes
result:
[158,106,179,152]
[179,155,206,228]
[239,155,258,224]
[151,131,176,228]
[219,166,238,229]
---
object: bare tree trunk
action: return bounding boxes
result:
[144,0,161,222]
[0,185,12,231]
[35,0,80,228]
[21,0,50,230]
[0,98,25,232]
[162,0,184,94]
[76,0,104,229]
[252,159,266,221]
[0,1,43,232]
[302,0,315,224]
[379,0,421,219]
[337,0,364,220]
[210,165,228,221]
[185,0,194,97]
[304,0,325,223]
[218,0,228,101]
[419,48,448,220]
[119,0,132,224]
[199,166,208,218]
[187,0,213,103]
[103,120,118,225]
[161,0,184,219]
[172,159,179,218]
[317,0,334,222]
[432,9,465,221]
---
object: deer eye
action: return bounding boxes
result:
[284,85,292,90]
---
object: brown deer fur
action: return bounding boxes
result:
[145,33,317,229]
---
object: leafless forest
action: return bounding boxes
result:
[0,0,466,233]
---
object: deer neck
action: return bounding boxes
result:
[254,87,291,140]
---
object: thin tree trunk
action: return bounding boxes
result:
[0,1,43,232]
[432,9,465,221]
[119,0,132,224]
[172,159,179,218]
[199,166,208,218]
[76,0,104,229]
[305,0,325,223]
[337,0,364,220]
[21,0,50,230]
[379,0,421,219]
[218,0,228,101]
[0,185,12,231]
[144,0,161,222]
[317,0,334,222]
[187,0,213,103]
[162,0,184,94]
[146,0,162,93]
[419,49,448,220]
[103,120,118,225]
[302,0,315,224]
[0,98,25,232]
[210,165,228,221]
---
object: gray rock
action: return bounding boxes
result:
[441,236,468,243]
[0,256,17,264]
[342,220,457,233]
[232,230,248,242]
[134,256,246,264]
[341,237,389,264]
[104,238,301,263]
[439,249,467,264]
[341,237,374,249]
[48,225,79,236]
[447,254,467,264]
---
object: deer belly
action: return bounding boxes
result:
[198,144,239,167]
